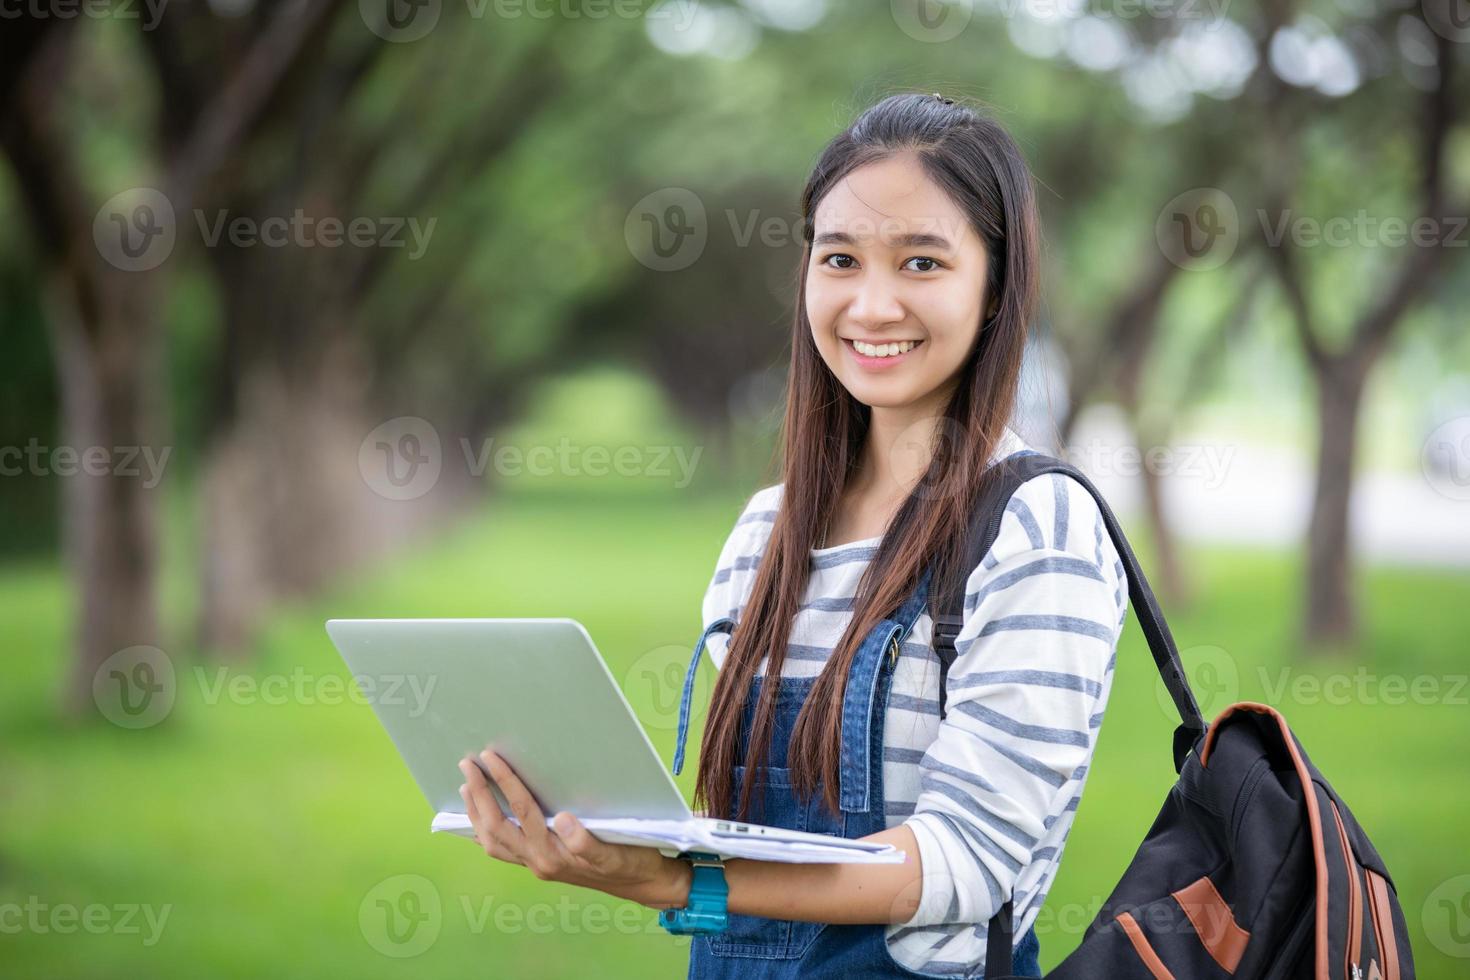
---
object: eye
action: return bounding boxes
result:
[820,253,857,270]
[904,256,943,273]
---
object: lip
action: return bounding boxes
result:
[842,337,923,370]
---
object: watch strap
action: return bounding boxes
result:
[658,850,728,935]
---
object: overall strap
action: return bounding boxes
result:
[671,616,735,777]
[836,563,933,813]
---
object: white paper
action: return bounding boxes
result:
[431,812,907,864]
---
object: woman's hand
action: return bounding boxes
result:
[458,750,691,910]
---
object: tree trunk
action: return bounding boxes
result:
[1303,357,1367,651]
[48,268,166,717]
[1137,430,1191,607]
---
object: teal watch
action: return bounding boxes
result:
[658,851,728,935]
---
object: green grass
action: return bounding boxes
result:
[1,489,1466,978]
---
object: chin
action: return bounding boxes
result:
[844,383,915,410]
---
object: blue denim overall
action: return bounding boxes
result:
[672,564,1042,978]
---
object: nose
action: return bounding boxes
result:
[846,268,905,331]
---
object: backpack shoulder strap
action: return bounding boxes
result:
[927,451,1208,774]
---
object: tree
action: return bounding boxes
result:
[0,1,341,713]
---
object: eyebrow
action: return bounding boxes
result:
[812,230,955,251]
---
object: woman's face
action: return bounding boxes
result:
[805,151,993,414]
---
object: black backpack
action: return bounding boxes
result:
[927,451,1415,980]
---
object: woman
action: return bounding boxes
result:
[459,91,1128,978]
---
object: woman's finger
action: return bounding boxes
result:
[551,811,612,870]
[459,781,492,852]
[479,750,552,850]
[459,757,524,860]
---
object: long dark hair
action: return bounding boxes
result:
[694,91,1042,824]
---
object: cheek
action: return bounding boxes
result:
[804,282,841,335]
[920,286,983,347]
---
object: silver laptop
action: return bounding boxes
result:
[325,618,886,853]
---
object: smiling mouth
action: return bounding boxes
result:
[844,337,923,363]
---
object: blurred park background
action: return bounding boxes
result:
[1,0,1468,977]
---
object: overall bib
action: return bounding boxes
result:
[672,564,1042,979]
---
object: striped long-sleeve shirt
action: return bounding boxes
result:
[699,426,1129,976]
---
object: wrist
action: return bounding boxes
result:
[643,855,693,910]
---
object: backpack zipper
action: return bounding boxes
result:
[1330,799,1363,979]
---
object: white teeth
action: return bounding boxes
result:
[852,339,918,357]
